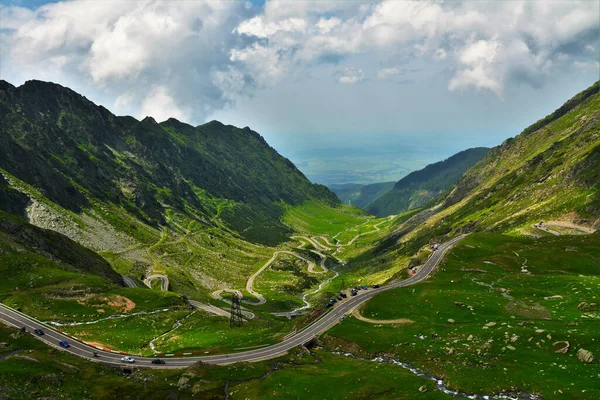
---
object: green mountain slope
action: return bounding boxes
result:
[329,181,396,209]
[366,147,489,217]
[0,210,121,285]
[377,81,600,258]
[0,80,337,246]
[439,81,600,233]
[0,210,187,322]
[0,79,351,301]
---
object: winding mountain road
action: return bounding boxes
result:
[291,235,332,251]
[0,235,465,368]
[533,221,595,235]
[121,276,138,288]
[212,249,327,306]
[327,215,395,248]
[144,275,169,291]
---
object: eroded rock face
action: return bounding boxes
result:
[552,341,570,354]
[577,348,595,363]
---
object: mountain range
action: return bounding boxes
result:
[0,80,337,247]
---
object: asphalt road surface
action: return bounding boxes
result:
[0,235,465,368]
[121,276,138,288]
[144,275,169,291]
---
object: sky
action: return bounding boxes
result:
[1,0,599,184]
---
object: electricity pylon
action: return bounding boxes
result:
[230,294,244,327]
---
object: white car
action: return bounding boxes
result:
[120,356,135,363]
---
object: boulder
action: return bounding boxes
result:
[577,348,595,363]
[447,319,455,324]
[419,385,428,393]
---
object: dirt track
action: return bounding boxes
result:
[351,308,414,325]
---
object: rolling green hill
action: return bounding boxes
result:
[366,147,489,217]
[329,181,396,209]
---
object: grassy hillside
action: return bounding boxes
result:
[329,181,396,209]
[440,82,600,232]
[282,200,368,235]
[367,147,489,217]
[366,81,599,263]
[0,211,185,322]
[328,233,600,400]
[0,322,453,400]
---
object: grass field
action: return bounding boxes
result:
[283,200,368,235]
[227,350,450,399]
[326,233,600,400]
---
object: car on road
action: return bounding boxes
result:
[121,356,135,363]
[58,340,70,348]
[34,328,44,336]
[361,285,368,290]
[151,359,166,365]
[373,284,380,288]
[350,289,358,296]
[340,292,347,298]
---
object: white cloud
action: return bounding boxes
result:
[0,0,598,127]
[113,92,135,112]
[337,68,364,84]
[211,66,249,102]
[230,43,288,85]
[449,38,502,95]
[235,16,307,38]
[316,17,341,34]
[1,0,247,122]
[140,85,188,122]
[377,67,400,79]
[231,0,599,98]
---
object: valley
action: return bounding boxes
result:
[0,78,598,400]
